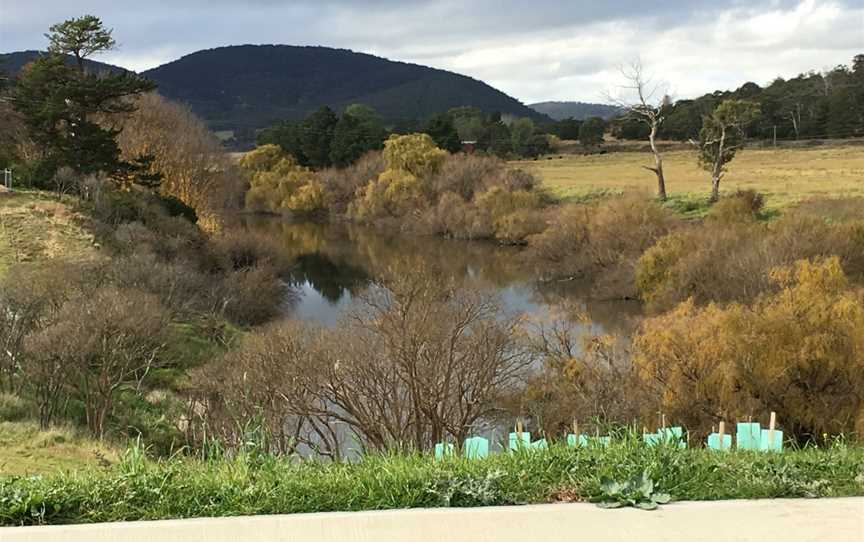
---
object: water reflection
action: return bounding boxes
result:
[242,217,642,333]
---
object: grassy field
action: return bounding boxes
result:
[0,422,117,477]
[0,190,97,277]
[1,437,861,525]
[515,144,864,213]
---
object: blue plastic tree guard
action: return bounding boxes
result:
[434,442,454,459]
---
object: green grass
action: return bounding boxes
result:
[1,435,862,526]
[0,422,117,478]
[516,145,864,214]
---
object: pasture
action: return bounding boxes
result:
[516,143,864,213]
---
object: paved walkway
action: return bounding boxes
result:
[2,498,862,542]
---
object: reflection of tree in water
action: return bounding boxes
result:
[242,217,641,334]
[532,280,643,336]
[287,252,369,304]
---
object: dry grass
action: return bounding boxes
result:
[0,191,98,277]
[515,145,864,212]
[0,422,117,476]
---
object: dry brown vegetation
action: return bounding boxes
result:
[634,257,864,441]
[115,93,246,222]
[191,270,531,457]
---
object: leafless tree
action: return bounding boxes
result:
[25,287,168,436]
[191,270,532,457]
[608,59,671,201]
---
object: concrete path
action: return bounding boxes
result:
[1,498,862,542]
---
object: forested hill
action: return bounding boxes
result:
[0,50,126,75]
[139,45,547,135]
[529,101,622,120]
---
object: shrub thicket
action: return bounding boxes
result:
[528,195,681,298]
[635,257,864,442]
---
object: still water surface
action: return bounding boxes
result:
[244,217,641,335]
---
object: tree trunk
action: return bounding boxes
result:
[710,171,722,202]
[649,124,667,201]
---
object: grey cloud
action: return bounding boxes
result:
[1,0,861,103]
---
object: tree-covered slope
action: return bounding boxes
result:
[0,50,126,76]
[529,101,622,120]
[141,45,548,132]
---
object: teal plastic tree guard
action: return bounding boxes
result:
[463,437,489,459]
[707,433,732,451]
[760,429,783,452]
[566,434,589,447]
[737,423,761,450]
[508,432,531,452]
[643,433,661,446]
[434,442,454,459]
[590,436,611,446]
[531,438,548,450]
[659,427,686,448]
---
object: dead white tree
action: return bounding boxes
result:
[608,60,671,201]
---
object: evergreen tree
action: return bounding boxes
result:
[329,105,387,167]
[13,16,155,179]
[299,106,338,169]
[424,112,461,153]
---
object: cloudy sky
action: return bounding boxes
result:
[1,0,861,104]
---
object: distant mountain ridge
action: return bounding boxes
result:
[1,45,549,144]
[0,50,127,75]
[139,45,548,133]
[529,101,622,121]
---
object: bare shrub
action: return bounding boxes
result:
[189,320,336,456]
[0,263,81,395]
[24,287,169,436]
[194,270,530,456]
[51,166,80,198]
[517,305,650,435]
[428,153,504,201]
[528,194,681,298]
[215,264,286,326]
[208,230,291,274]
[495,168,537,193]
[637,211,864,310]
[318,151,385,214]
[707,190,765,224]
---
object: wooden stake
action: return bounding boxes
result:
[661,413,667,430]
[768,412,777,448]
[572,419,579,438]
[516,420,523,436]
[718,421,726,450]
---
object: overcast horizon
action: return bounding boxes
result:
[1,0,862,105]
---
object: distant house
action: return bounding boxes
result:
[461,140,477,154]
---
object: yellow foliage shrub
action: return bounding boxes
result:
[241,145,325,214]
[382,133,447,178]
[348,169,424,221]
[634,257,864,442]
